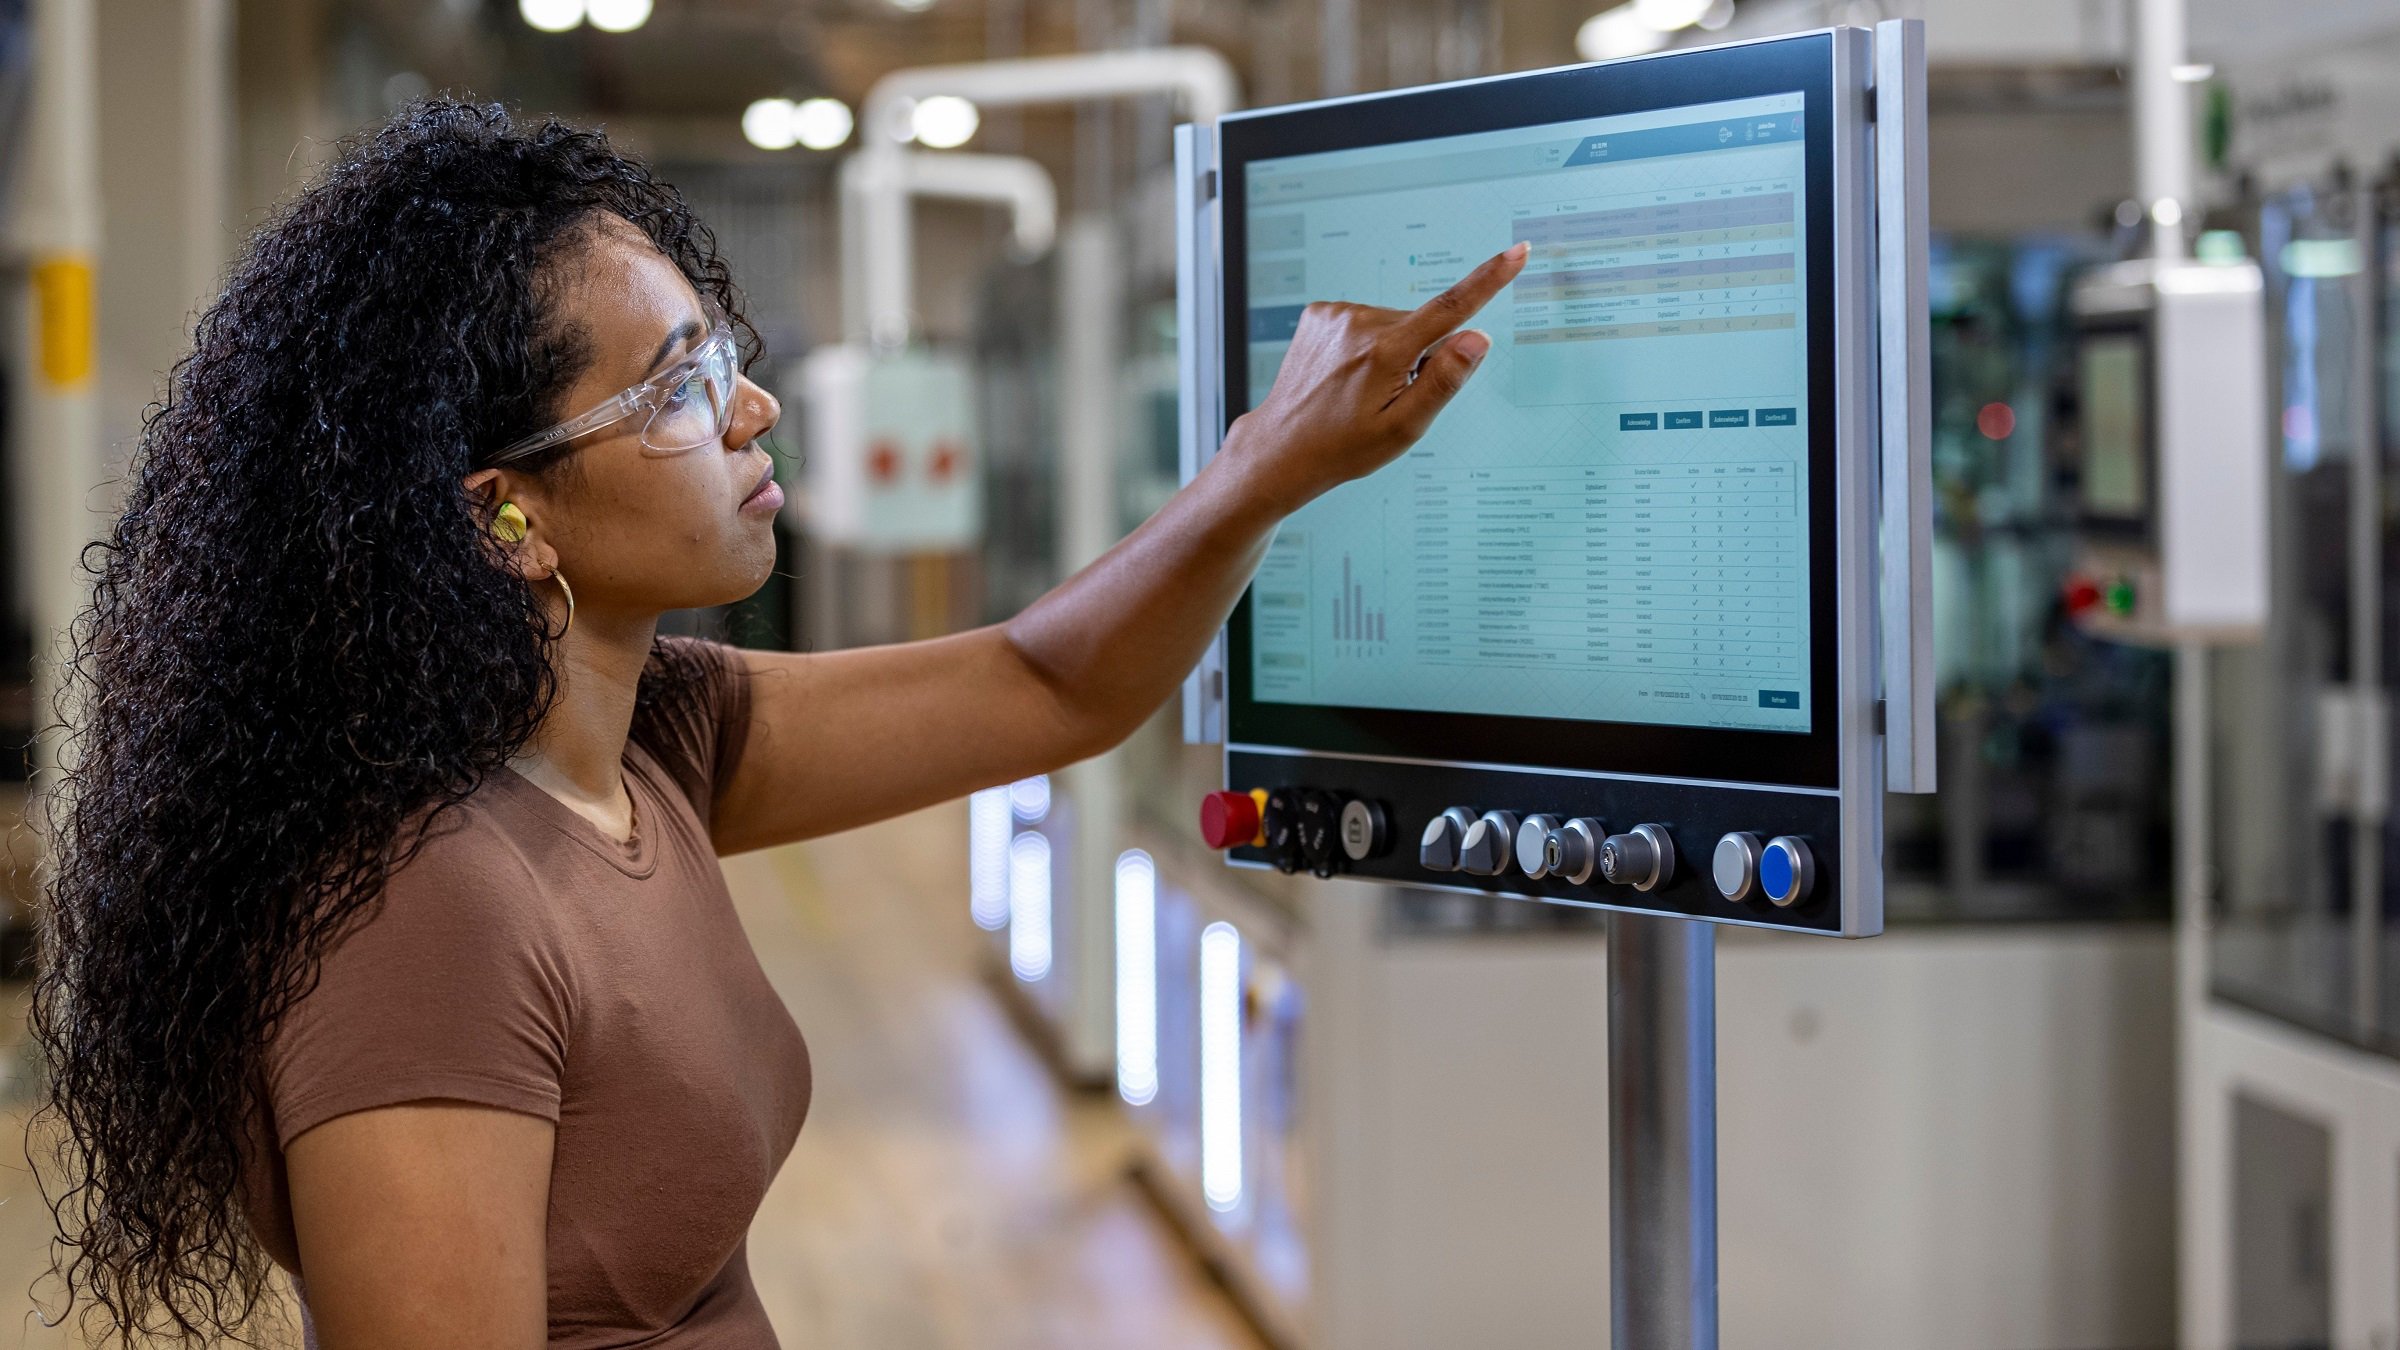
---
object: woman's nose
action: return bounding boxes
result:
[730,374,780,447]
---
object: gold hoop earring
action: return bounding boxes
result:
[548,570,575,638]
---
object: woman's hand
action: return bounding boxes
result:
[713,244,1529,850]
[1217,240,1529,512]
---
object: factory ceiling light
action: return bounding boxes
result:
[1577,7,1669,59]
[586,0,651,32]
[519,0,584,32]
[742,97,799,150]
[792,98,855,152]
[911,95,979,149]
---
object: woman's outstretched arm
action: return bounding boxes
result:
[712,243,1526,854]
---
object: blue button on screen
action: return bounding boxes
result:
[1758,689,1800,709]
[1619,412,1660,430]
[1708,409,1750,428]
[1664,411,1703,429]
[1760,847,1795,897]
[1755,407,1798,426]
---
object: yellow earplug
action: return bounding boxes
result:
[494,501,529,543]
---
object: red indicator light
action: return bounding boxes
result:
[2064,576,2102,614]
[1976,402,2016,440]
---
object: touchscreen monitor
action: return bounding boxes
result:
[1242,94,1813,736]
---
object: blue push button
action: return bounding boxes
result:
[1664,411,1703,430]
[1758,689,1800,709]
[1756,407,1798,426]
[1760,835,1815,907]
[1708,409,1751,428]
[1619,413,1660,431]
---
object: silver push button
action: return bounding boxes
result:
[1712,832,1763,902]
[1760,835,1815,907]
[1600,823,1676,892]
[1419,807,1476,873]
[1340,798,1391,861]
[1459,811,1520,877]
[1514,815,1563,878]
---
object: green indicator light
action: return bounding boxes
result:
[2105,579,2136,615]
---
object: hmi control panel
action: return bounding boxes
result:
[1177,24,1933,938]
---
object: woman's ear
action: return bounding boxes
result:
[460,468,558,583]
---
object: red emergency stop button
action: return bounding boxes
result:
[1201,790,1265,850]
[2064,575,2102,615]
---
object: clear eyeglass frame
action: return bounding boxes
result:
[484,323,740,467]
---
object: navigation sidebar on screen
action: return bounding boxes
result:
[1243,92,1813,735]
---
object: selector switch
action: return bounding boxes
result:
[1296,790,1343,878]
[1419,807,1476,873]
[1459,811,1520,877]
[1545,818,1605,885]
[1514,815,1563,878]
[1760,836,1816,907]
[1600,823,1677,892]
[1712,832,1763,902]
[1339,798,1392,862]
[1261,790,1304,875]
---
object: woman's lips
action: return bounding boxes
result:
[741,463,784,513]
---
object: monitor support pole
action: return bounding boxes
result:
[1608,912,1718,1349]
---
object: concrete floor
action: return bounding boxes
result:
[0,803,1259,1349]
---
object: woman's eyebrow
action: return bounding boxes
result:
[646,316,706,373]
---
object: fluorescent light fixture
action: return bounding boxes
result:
[889,0,935,10]
[585,0,649,31]
[2171,62,2215,83]
[742,98,798,151]
[1008,774,1050,823]
[1577,7,1670,60]
[912,95,981,150]
[1633,0,1713,29]
[1695,0,1736,30]
[1199,920,1243,1212]
[1008,832,1053,982]
[2279,237,2362,279]
[2194,229,2247,265]
[520,0,583,32]
[792,97,854,152]
[1115,851,1160,1107]
[2149,196,2185,228]
[969,787,1011,930]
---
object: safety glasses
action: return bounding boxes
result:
[484,323,740,467]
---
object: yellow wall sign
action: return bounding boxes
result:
[34,256,95,389]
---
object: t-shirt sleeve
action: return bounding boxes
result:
[632,636,753,823]
[264,828,573,1148]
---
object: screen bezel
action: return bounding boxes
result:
[1218,33,1845,790]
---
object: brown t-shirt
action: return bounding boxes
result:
[245,639,812,1348]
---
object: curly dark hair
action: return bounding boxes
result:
[28,100,756,1344]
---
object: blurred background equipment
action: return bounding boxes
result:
[0,0,2389,1347]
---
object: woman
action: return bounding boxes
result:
[32,101,1521,1348]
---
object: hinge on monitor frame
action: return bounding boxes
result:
[1865,85,1878,123]
[1201,168,1219,200]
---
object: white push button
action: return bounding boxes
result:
[1760,835,1815,907]
[1712,832,1763,902]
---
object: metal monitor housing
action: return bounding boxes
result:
[1177,23,1932,939]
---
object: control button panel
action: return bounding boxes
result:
[1600,823,1676,892]
[1222,751,1850,934]
[1712,832,1762,902]
[1760,835,1815,907]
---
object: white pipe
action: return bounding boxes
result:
[10,0,100,781]
[2131,0,2191,260]
[841,149,1058,348]
[853,47,1240,348]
